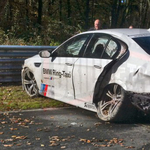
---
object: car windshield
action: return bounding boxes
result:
[133,36,150,55]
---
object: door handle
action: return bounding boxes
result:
[65,63,73,66]
[94,65,102,69]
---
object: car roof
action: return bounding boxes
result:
[82,28,150,38]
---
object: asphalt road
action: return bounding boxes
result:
[0,107,150,150]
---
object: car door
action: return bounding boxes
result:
[40,34,91,101]
[73,33,121,109]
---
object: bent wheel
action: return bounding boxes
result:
[22,68,39,97]
[97,84,125,122]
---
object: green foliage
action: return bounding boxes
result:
[0,0,149,45]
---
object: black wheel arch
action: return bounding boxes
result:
[93,59,118,106]
[93,50,130,106]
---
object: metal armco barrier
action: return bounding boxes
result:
[0,45,57,83]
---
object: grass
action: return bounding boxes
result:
[0,84,69,111]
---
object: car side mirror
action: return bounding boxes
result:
[39,50,51,58]
[39,50,58,58]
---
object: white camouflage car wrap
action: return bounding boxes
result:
[22,28,150,122]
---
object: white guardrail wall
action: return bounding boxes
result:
[0,45,57,83]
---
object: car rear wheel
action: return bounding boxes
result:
[97,84,130,122]
[22,68,39,97]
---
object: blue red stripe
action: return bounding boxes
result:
[44,84,48,96]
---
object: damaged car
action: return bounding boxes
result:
[22,28,150,122]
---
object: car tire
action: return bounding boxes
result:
[97,83,135,122]
[22,68,39,97]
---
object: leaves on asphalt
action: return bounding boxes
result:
[79,137,126,148]
[0,112,137,149]
[0,113,44,148]
[49,135,75,147]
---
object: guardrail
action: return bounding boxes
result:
[0,45,57,83]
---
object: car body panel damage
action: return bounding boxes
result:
[131,93,150,113]
[125,62,150,94]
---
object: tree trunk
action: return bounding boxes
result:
[111,0,121,28]
[0,1,7,16]
[26,0,29,27]
[67,0,71,24]
[75,0,84,21]
[85,0,90,29]
[59,0,62,21]
[37,0,42,25]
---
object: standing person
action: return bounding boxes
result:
[129,25,133,29]
[89,19,101,30]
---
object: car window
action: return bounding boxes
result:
[55,34,90,57]
[133,36,150,55]
[105,39,118,58]
[84,35,109,58]
[84,34,119,59]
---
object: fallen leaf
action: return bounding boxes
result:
[18,122,26,126]
[0,132,4,135]
[113,138,118,144]
[120,143,124,147]
[16,143,22,146]
[11,135,17,139]
[1,121,7,124]
[62,139,67,142]
[4,139,13,142]
[87,140,91,143]
[126,146,135,148]
[10,128,18,131]
[17,118,22,121]
[35,122,43,125]
[29,121,34,124]
[70,122,77,125]
[36,138,41,141]
[24,119,30,123]
[94,122,102,126]
[61,146,66,149]
[27,141,32,145]
[100,145,107,147]
[79,139,87,142]
[37,128,42,132]
[44,127,51,132]
[49,143,59,146]
[71,135,75,138]
[3,144,13,147]
[16,136,27,140]
[22,125,29,128]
